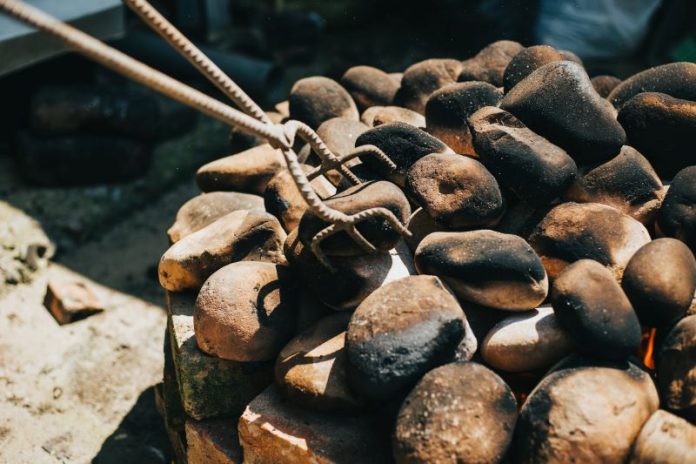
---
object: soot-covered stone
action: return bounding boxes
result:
[591,75,622,98]
[657,166,696,253]
[622,238,696,327]
[194,261,298,362]
[393,362,517,464]
[512,355,659,464]
[405,153,504,229]
[563,145,665,224]
[360,105,425,128]
[404,208,444,253]
[617,92,696,178]
[608,62,696,108]
[297,180,410,256]
[424,82,502,154]
[657,315,696,422]
[528,202,651,280]
[503,45,565,92]
[458,40,524,87]
[394,59,463,114]
[470,106,577,205]
[345,275,465,399]
[355,122,452,186]
[550,259,642,360]
[415,230,548,310]
[340,65,400,111]
[288,76,359,129]
[500,61,626,165]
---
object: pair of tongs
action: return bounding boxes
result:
[0,0,410,270]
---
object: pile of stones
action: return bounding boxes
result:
[157,40,696,463]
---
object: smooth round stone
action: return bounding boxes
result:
[449,316,478,362]
[275,313,363,411]
[494,200,552,240]
[658,166,696,253]
[528,202,651,280]
[608,62,696,108]
[551,259,642,360]
[340,65,399,111]
[361,106,425,128]
[563,145,665,224]
[617,92,696,178]
[404,207,443,253]
[167,191,264,243]
[355,121,452,186]
[482,306,574,372]
[623,238,696,327]
[560,49,583,66]
[288,76,359,129]
[393,362,517,464]
[503,45,564,92]
[415,230,548,310]
[158,210,287,292]
[470,106,577,206]
[512,356,659,464]
[345,275,466,399]
[629,410,696,464]
[394,58,463,114]
[658,315,696,422]
[196,144,284,195]
[591,75,622,98]
[263,165,334,232]
[424,81,502,154]
[297,180,411,256]
[194,261,298,361]
[316,117,369,158]
[405,153,504,229]
[458,40,524,87]
[501,61,626,165]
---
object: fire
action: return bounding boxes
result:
[639,328,657,370]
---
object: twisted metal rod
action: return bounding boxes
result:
[121,0,270,124]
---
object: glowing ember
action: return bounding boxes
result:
[639,328,657,370]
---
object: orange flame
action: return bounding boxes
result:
[639,328,657,370]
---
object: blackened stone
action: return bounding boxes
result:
[425,82,502,154]
[405,207,444,253]
[608,62,696,108]
[405,153,504,229]
[345,275,465,399]
[458,40,524,87]
[658,315,696,422]
[622,238,696,327]
[591,75,622,98]
[550,259,642,360]
[415,230,548,310]
[16,132,151,186]
[470,106,577,206]
[355,122,452,186]
[297,180,410,256]
[563,145,665,224]
[289,76,359,129]
[617,92,696,178]
[340,66,400,111]
[394,59,462,114]
[500,61,626,165]
[393,362,517,464]
[503,45,564,93]
[658,166,696,253]
[360,105,425,128]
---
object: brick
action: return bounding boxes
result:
[167,291,273,420]
[238,386,392,464]
[44,279,103,325]
[186,418,243,464]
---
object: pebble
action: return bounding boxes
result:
[502,45,565,92]
[617,92,696,178]
[470,106,577,206]
[360,106,425,128]
[194,261,298,362]
[393,362,517,464]
[405,152,505,229]
[591,75,622,98]
[628,410,696,464]
[415,230,548,310]
[657,314,696,423]
[657,166,696,253]
[167,191,265,243]
[158,210,286,292]
[340,65,400,110]
[482,306,574,372]
[458,40,524,87]
[550,259,642,360]
[424,81,502,154]
[288,76,359,129]
[394,59,463,114]
[345,275,466,399]
[500,61,626,165]
[196,144,284,195]
[608,62,696,108]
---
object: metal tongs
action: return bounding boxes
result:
[0,0,410,270]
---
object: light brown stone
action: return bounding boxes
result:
[186,418,243,464]
[628,410,696,464]
[361,105,425,128]
[43,279,103,325]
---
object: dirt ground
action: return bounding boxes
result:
[0,180,200,463]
